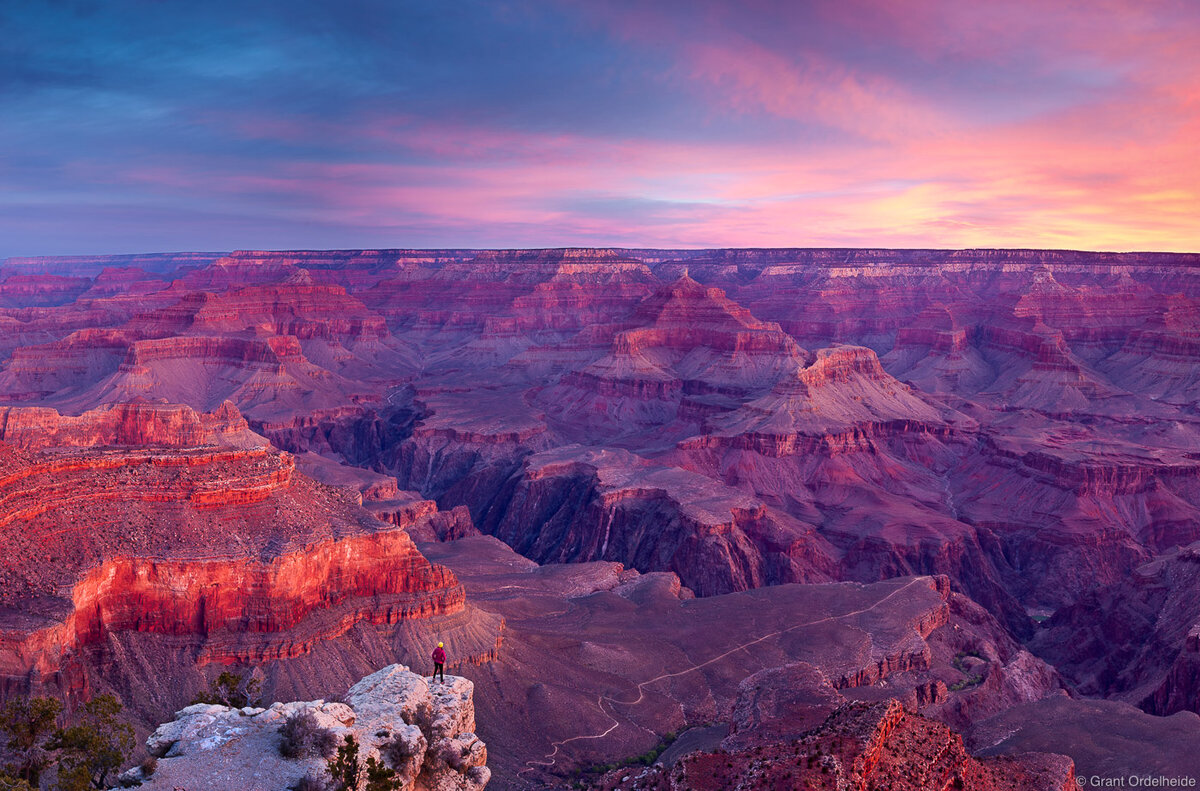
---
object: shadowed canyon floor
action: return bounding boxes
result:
[3,247,1200,786]
[420,536,1200,789]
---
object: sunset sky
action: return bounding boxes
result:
[3,0,1199,256]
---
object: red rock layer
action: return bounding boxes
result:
[0,267,401,422]
[2,527,462,679]
[0,400,261,449]
[592,700,1075,791]
[0,275,93,308]
[129,277,388,341]
[0,402,463,695]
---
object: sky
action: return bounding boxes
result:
[2,0,1199,256]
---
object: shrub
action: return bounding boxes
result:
[289,772,327,791]
[379,734,419,768]
[364,756,400,791]
[140,756,158,777]
[323,734,402,791]
[279,712,338,760]
[326,735,363,791]
[191,671,263,709]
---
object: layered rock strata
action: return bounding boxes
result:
[5,247,1200,787]
[0,403,465,708]
[1031,542,1200,716]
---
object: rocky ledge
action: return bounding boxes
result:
[127,664,489,791]
[592,698,1074,791]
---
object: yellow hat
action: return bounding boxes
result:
[438,642,444,647]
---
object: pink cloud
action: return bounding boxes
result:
[679,39,952,141]
[104,0,1200,255]
[109,101,1200,251]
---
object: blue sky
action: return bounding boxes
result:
[3,0,1199,256]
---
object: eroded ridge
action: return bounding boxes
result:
[0,402,464,689]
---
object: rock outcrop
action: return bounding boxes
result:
[130,664,489,791]
[591,699,1075,791]
[0,400,264,449]
[0,402,467,718]
[1031,542,1200,716]
[535,274,809,439]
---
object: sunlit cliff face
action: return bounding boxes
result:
[4,0,1199,256]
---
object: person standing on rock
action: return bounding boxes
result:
[432,642,446,683]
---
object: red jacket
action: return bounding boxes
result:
[432,647,446,663]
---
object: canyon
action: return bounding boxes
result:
[2,247,1200,787]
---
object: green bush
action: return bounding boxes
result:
[326,735,363,791]
[0,696,62,785]
[364,755,400,791]
[319,733,405,791]
[48,694,135,791]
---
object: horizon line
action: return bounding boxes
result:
[6,244,1200,263]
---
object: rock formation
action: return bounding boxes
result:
[129,664,489,791]
[0,399,264,449]
[590,699,1075,791]
[1030,541,1200,716]
[0,401,478,727]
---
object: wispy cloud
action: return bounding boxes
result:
[3,0,1199,255]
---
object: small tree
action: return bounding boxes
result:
[323,734,401,791]
[0,696,62,785]
[326,734,363,791]
[363,756,400,791]
[48,695,134,791]
[191,671,263,709]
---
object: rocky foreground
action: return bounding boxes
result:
[126,664,489,791]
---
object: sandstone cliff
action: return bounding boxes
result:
[0,402,471,720]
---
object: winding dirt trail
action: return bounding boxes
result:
[518,576,929,778]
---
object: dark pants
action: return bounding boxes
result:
[433,662,445,682]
